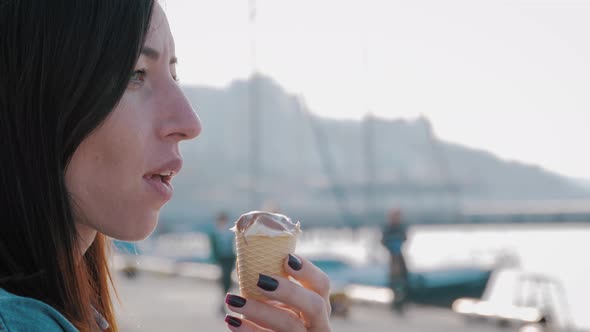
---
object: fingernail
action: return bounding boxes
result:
[225,315,242,327]
[288,254,302,271]
[225,294,246,308]
[257,274,279,291]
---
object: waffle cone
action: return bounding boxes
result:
[235,234,296,301]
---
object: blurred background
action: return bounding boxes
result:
[112,1,590,331]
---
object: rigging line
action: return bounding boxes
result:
[297,95,357,227]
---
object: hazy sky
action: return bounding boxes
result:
[162,0,590,180]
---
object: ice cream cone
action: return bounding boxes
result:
[231,211,301,301]
[235,234,297,300]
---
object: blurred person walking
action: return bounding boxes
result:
[209,212,237,313]
[381,208,409,314]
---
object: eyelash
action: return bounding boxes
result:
[129,69,180,85]
[130,69,147,83]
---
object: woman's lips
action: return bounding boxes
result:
[144,174,173,203]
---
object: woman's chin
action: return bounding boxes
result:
[109,214,159,242]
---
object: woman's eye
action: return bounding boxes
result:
[130,69,146,83]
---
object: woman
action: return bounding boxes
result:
[0,1,332,331]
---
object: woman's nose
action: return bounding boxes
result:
[159,85,202,142]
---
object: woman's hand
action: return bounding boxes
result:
[224,254,332,332]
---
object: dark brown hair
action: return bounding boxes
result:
[0,1,154,330]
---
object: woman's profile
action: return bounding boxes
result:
[0,1,332,331]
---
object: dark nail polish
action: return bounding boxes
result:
[257,274,279,291]
[225,294,246,308]
[288,254,302,271]
[225,315,242,327]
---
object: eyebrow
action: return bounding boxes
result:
[141,46,178,64]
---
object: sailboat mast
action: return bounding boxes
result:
[362,31,376,222]
[363,114,376,221]
[248,0,260,209]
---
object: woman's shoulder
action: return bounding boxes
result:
[0,288,78,332]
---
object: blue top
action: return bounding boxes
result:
[209,227,236,261]
[0,288,78,331]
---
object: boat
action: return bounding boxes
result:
[406,267,492,307]
[306,251,491,309]
[452,269,575,331]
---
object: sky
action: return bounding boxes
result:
[162,0,590,180]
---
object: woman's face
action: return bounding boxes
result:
[66,4,201,246]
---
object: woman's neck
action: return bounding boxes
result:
[75,222,98,257]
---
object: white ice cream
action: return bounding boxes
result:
[231,211,301,237]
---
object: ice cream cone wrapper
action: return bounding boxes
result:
[235,234,296,301]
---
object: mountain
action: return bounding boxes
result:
[160,74,590,226]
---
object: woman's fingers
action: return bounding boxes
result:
[284,254,332,315]
[225,315,272,332]
[225,294,306,332]
[255,274,331,331]
[225,254,332,331]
